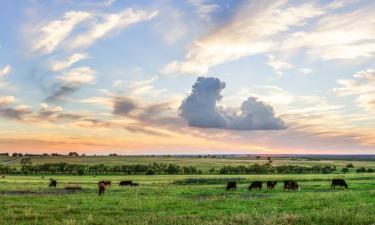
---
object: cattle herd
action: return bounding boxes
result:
[227,179,348,191]
[46,178,349,196]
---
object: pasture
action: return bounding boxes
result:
[0,173,374,225]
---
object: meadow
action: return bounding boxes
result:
[0,156,374,225]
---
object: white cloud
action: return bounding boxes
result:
[282,7,375,60]
[0,96,16,106]
[267,55,293,75]
[0,65,11,78]
[189,0,219,21]
[58,66,96,84]
[33,11,92,54]
[334,69,375,111]
[162,1,325,75]
[48,53,89,72]
[113,76,166,99]
[67,8,158,50]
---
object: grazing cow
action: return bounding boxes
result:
[226,181,237,191]
[1,175,5,179]
[131,183,139,186]
[119,180,132,186]
[267,181,277,190]
[284,180,299,191]
[49,179,57,188]
[331,179,348,189]
[98,183,106,196]
[248,181,262,190]
[98,180,111,186]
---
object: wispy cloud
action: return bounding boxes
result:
[334,69,375,111]
[282,6,375,60]
[48,53,89,72]
[188,0,219,21]
[32,11,91,54]
[162,0,325,75]
[67,8,158,50]
[46,67,96,101]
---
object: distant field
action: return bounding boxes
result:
[4,155,375,172]
[0,173,374,225]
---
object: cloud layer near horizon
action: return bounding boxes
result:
[180,77,286,130]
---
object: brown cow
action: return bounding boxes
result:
[98,180,111,186]
[98,183,106,196]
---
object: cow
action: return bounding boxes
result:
[1,175,5,179]
[98,183,106,196]
[49,179,57,188]
[331,179,348,189]
[284,180,299,191]
[98,180,111,186]
[248,181,262,190]
[119,180,132,186]
[226,181,237,191]
[131,183,139,186]
[267,181,277,190]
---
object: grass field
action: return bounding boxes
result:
[4,155,375,172]
[0,173,374,225]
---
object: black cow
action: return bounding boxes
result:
[49,179,57,188]
[131,183,139,186]
[331,179,348,189]
[98,180,112,186]
[284,180,299,191]
[248,181,262,190]
[119,180,133,186]
[226,181,237,191]
[267,181,277,190]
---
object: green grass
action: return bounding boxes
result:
[5,155,375,172]
[0,173,374,225]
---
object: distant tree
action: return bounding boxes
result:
[342,167,349,173]
[346,163,354,168]
[367,168,374,173]
[68,152,79,157]
[356,167,366,173]
[256,156,261,160]
[209,168,216,174]
[146,168,155,175]
[43,153,49,156]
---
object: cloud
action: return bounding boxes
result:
[67,8,158,50]
[189,0,219,21]
[281,6,375,60]
[334,69,375,111]
[0,105,32,121]
[0,65,11,78]
[113,76,166,99]
[180,77,286,130]
[46,67,96,101]
[162,1,325,74]
[48,53,89,72]
[0,96,16,106]
[113,97,138,116]
[266,55,293,75]
[33,11,92,54]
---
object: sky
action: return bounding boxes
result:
[0,0,375,155]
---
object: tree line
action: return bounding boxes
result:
[1,162,373,175]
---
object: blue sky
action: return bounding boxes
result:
[1,0,375,154]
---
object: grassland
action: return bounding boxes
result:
[0,156,374,225]
[4,155,375,172]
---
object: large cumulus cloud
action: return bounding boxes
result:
[180,77,286,130]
